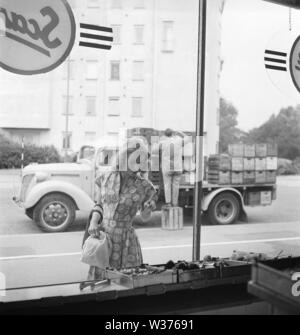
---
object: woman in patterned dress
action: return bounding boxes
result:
[84,138,158,281]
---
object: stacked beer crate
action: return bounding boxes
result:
[207,154,231,185]
[207,143,278,185]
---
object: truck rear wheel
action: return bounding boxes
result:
[208,192,240,225]
[33,193,76,232]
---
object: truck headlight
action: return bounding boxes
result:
[35,172,48,183]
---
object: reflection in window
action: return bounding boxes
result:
[134,0,145,9]
[162,21,174,52]
[63,60,75,80]
[87,0,99,8]
[112,25,121,44]
[110,61,120,80]
[111,0,122,9]
[62,132,72,150]
[108,97,121,116]
[134,25,144,44]
[86,60,98,80]
[86,96,97,116]
[132,61,144,81]
[132,97,143,117]
[85,132,97,142]
[62,96,74,115]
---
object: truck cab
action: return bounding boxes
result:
[14,137,119,232]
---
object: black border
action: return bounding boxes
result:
[289,35,300,93]
[0,0,76,76]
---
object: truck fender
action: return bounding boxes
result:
[24,180,95,211]
[202,188,244,212]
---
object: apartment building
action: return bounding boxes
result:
[0,0,225,156]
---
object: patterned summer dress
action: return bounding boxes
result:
[87,171,157,280]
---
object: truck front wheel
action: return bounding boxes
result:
[208,192,240,225]
[33,193,76,232]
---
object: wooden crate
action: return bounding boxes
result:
[229,144,244,157]
[267,143,278,157]
[244,144,255,157]
[255,143,267,157]
[266,171,277,184]
[219,171,231,184]
[266,157,278,170]
[161,206,183,230]
[249,258,300,309]
[231,157,244,171]
[244,158,255,171]
[208,154,231,170]
[255,158,266,171]
[231,171,243,184]
[255,171,266,184]
[244,171,255,184]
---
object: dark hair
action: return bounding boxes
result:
[165,128,173,137]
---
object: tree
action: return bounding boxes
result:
[219,98,246,153]
[247,106,300,160]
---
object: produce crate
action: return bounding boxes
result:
[219,171,231,184]
[266,157,278,170]
[244,144,255,157]
[255,143,267,157]
[248,257,300,313]
[244,158,255,171]
[255,171,266,184]
[266,171,277,184]
[244,171,255,184]
[178,267,220,283]
[231,171,243,184]
[208,154,231,170]
[267,143,278,157]
[229,143,244,157]
[220,260,251,278]
[255,158,266,171]
[106,268,177,289]
[231,157,244,171]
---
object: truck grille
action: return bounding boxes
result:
[20,174,35,202]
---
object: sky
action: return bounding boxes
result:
[220,0,300,131]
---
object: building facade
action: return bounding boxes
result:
[0,0,225,156]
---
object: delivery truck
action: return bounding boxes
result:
[13,129,277,232]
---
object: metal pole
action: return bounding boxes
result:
[65,58,71,160]
[193,0,207,261]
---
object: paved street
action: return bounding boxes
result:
[0,170,300,301]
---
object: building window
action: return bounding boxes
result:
[87,0,99,8]
[86,60,98,80]
[162,21,174,52]
[85,132,97,142]
[132,97,143,117]
[62,132,72,150]
[111,25,121,44]
[134,0,145,9]
[108,97,120,116]
[132,61,144,81]
[134,25,144,44]
[111,0,122,9]
[63,60,75,80]
[86,96,97,116]
[110,61,120,80]
[62,96,74,115]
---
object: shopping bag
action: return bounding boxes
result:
[81,232,111,269]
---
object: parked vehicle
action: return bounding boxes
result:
[13,132,277,232]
